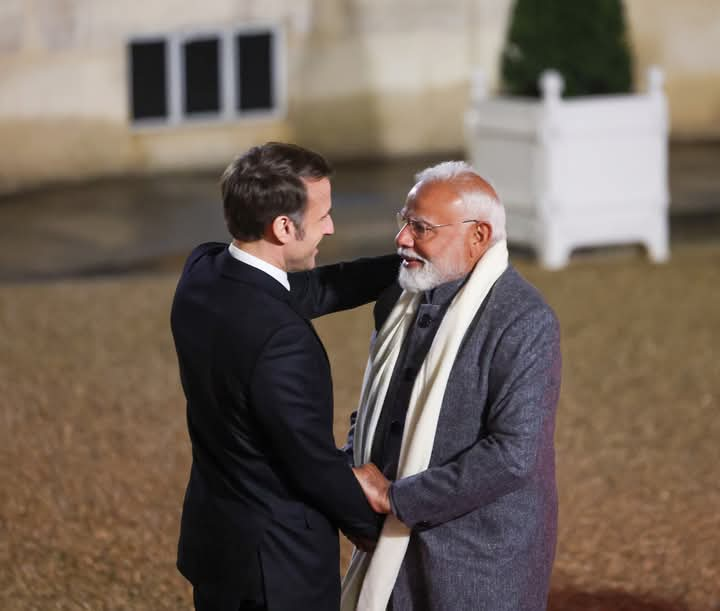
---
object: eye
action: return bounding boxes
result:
[411,220,428,237]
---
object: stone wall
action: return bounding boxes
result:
[626,0,720,138]
[0,0,716,192]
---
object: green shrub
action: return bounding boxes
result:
[500,0,634,97]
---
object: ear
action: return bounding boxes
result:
[269,215,295,245]
[471,221,493,254]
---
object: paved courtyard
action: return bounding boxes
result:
[0,143,719,610]
[0,142,718,280]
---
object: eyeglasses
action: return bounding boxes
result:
[396,212,478,240]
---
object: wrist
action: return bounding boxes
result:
[382,483,392,514]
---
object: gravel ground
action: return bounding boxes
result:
[1,244,718,610]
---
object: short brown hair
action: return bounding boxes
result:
[221,142,332,241]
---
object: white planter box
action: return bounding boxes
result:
[464,67,670,269]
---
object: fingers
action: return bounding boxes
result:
[352,463,391,514]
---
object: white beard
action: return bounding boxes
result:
[397,248,457,293]
[398,262,444,292]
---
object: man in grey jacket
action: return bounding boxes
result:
[347,162,561,611]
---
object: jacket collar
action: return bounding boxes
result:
[218,247,295,306]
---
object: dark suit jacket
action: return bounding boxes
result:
[171,242,399,610]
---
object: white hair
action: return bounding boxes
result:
[414,161,506,243]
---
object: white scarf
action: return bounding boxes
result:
[341,240,508,611]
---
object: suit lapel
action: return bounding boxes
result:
[218,249,331,366]
[218,249,293,305]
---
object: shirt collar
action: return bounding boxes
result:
[228,243,290,291]
[423,274,467,307]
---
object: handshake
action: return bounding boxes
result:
[348,463,392,552]
[352,463,391,515]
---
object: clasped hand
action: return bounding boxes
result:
[352,463,391,515]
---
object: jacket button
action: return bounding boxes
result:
[418,314,432,328]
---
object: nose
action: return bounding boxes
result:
[325,215,335,236]
[395,223,413,248]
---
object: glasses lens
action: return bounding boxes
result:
[410,220,427,238]
[397,213,430,239]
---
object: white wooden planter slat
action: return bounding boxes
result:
[464,67,669,269]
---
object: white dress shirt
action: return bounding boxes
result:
[228,242,290,291]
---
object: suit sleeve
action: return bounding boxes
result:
[390,307,561,529]
[341,410,358,464]
[289,254,400,319]
[250,322,381,539]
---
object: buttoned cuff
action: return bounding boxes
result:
[388,477,431,530]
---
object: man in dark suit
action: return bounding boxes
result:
[170,142,399,611]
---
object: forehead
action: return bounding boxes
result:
[303,176,331,200]
[303,177,331,212]
[405,180,462,221]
